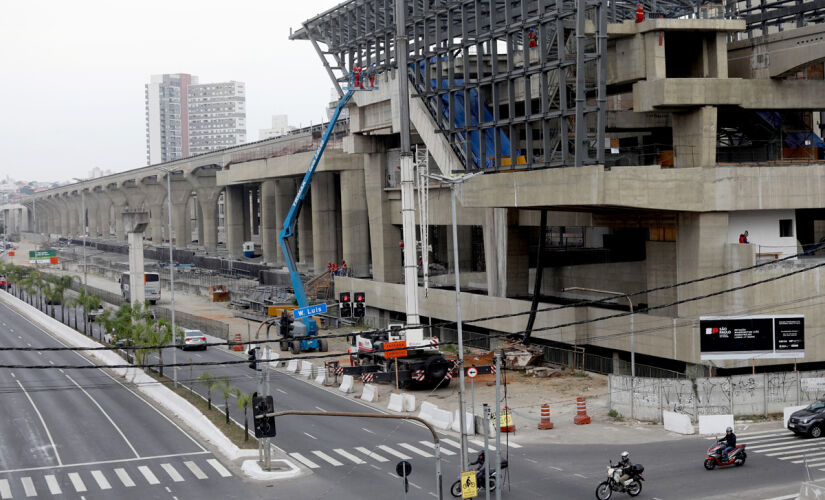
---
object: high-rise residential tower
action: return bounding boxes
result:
[145,75,246,164]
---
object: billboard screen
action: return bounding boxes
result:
[700,315,804,360]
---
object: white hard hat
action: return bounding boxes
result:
[621,451,629,458]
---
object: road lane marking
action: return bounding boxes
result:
[161,463,185,482]
[469,439,496,451]
[64,373,140,458]
[0,479,10,499]
[419,441,455,455]
[574,473,586,478]
[0,451,210,475]
[114,468,135,487]
[138,465,160,485]
[760,495,798,500]
[788,450,825,462]
[765,442,825,456]
[16,379,62,466]
[91,470,111,490]
[334,449,366,464]
[21,476,36,497]
[207,458,232,477]
[276,388,288,395]
[312,451,344,466]
[289,453,320,469]
[315,406,326,412]
[184,461,208,479]
[45,475,62,494]
[505,441,522,448]
[399,443,433,457]
[68,472,87,492]
[754,441,821,453]
[304,432,317,440]
[378,445,412,460]
[442,438,477,453]
[410,482,422,490]
[355,447,389,462]
[550,466,563,471]
[362,427,375,434]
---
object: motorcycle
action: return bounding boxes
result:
[704,439,747,470]
[450,460,507,497]
[595,462,644,499]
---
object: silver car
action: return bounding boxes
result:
[180,329,207,351]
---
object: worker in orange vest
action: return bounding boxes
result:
[635,2,645,23]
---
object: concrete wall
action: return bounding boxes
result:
[728,210,799,257]
[610,370,824,422]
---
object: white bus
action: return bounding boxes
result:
[119,272,161,304]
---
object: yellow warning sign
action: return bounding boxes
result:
[460,470,478,499]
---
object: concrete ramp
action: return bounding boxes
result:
[729,23,825,79]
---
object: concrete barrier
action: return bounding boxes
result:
[314,371,326,385]
[339,374,354,393]
[799,479,825,499]
[403,394,416,412]
[286,359,298,373]
[698,414,734,435]
[663,411,695,435]
[451,410,476,435]
[418,402,453,431]
[300,361,313,378]
[388,393,404,412]
[784,405,807,428]
[361,384,378,402]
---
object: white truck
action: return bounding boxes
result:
[119,272,161,304]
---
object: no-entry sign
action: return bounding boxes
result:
[467,367,478,379]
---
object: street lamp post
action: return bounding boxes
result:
[563,286,635,418]
[72,179,87,292]
[424,171,481,470]
[156,167,179,388]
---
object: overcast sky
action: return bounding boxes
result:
[0,0,344,183]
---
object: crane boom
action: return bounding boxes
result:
[279,89,354,311]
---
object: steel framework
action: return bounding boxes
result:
[726,0,825,38]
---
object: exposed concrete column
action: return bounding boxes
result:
[643,31,666,80]
[297,197,313,269]
[189,176,223,253]
[673,106,718,168]
[311,172,340,273]
[447,225,473,273]
[260,180,279,264]
[224,185,245,258]
[675,212,729,318]
[84,195,99,238]
[113,202,127,240]
[169,179,192,246]
[59,200,70,236]
[274,179,297,265]
[484,208,528,297]
[68,199,80,236]
[141,184,167,245]
[340,169,371,277]
[97,195,113,238]
[364,152,401,283]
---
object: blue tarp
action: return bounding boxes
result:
[784,131,825,149]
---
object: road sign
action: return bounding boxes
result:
[700,315,804,360]
[395,460,412,477]
[293,302,328,320]
[29,249,57,263]
[460,471,478,498]
[467,367,478,379]
[383,340,408,359]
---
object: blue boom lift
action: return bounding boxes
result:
[277,71,373,354]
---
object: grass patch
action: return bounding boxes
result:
[736,413,780,422]
[608,409,625,421]
[144,369,258,449]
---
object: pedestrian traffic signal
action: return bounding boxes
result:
[252,395,276,438]
[354,292,365,319]
[340,292,353,318]
[248,347,260,371]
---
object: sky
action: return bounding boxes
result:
[0,0,345,183]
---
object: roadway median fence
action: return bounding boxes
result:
[610,370,825,422]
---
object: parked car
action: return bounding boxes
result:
[179,329,207,351]
[0,276,6,287]
[788,400,825,437]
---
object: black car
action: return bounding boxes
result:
[788,400,825,437]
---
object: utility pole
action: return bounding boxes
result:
[73,179,87,293]
[494,352,502,500]
[156,166,178,388]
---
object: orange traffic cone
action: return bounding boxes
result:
[538,404,554,430]
[232,333,243,351]
[574,397,591,425]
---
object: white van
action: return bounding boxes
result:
[119,272,161,304]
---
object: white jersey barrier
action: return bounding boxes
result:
[698,414,734,435]
[300,361,313,378]
[418,402,453,431]
[286,359,299,373]
[315,371,326,385]
[403,394,416,412]
[361,384,378,402]
[785,405,807,428]
[388,393,404,412]
[452,410,475,435]
[663,411,694,435]
[339,374,354,393]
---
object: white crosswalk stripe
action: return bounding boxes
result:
[114,468,136,487]
[185,461,209,479]
[45,475,62,495]
[312,450,344,466]
[68,472,87,492]
[20,477,36,497]
[737,429,825,464]
[419,441,456,455]
[355,447,389,462]
[0,479,10,500]
[290,452,321,468]
[399,443,433,458]
[138,465,160,485]
[378,445,412,460]
[443,438,477,453]
[469,439,496,451]
[162,463,185,482]
[334,449,366,464]
[91,470,112,490]
[207,458,233,477]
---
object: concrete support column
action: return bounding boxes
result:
[447,225,473,274]
[297,199,313,269]
[364,152,401,283]
[114,204,127,240]
[673,106,718,168]
[311,172,340,273]
[84,195,99,238]
[340,170,371,277]
[260,180,279,264]
[199,194,220,252]
[60,202,70,236]
[484,208,528,297]
[172,203,189,246]
[675,212,729,317]
[242,185,253,242]
[274,179,297,265]
[67,201,79,236]
[98,198,112,238]
[149,204,164,244]
[224,185,245,258]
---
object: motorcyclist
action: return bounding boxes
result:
[618,451,633,486]
[470,451,486,484]
[718,427,736,462]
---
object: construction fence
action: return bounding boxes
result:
[610,370,825,422]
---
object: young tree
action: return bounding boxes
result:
[216,377,233,425]
[236,390,252,441]
[198,372,215,410]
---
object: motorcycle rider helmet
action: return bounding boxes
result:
[621,451,629,458]
[726,427,733,433]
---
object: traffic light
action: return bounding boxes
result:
[248,347,260,371]
[279,310,294,339]
[252,394,276,438]
[354,292,366,319]
[339,292,352,318]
